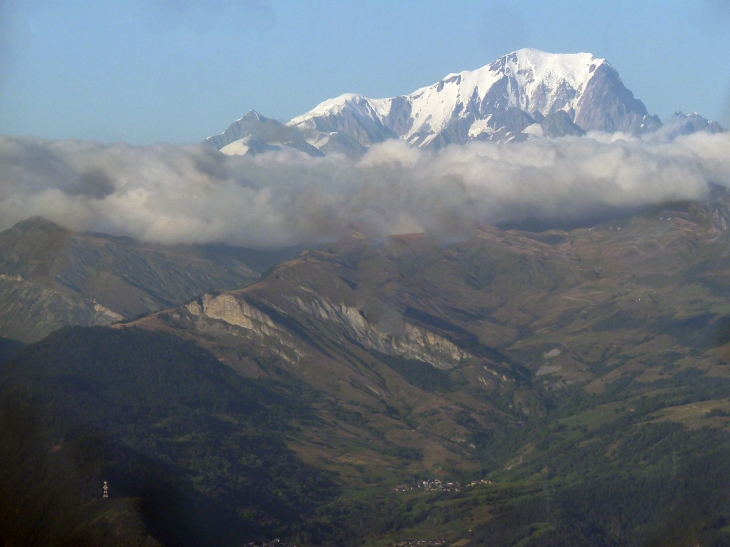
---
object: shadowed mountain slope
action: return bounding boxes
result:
[0,327,337,547]
[128,192,730,401]
[0,217,298,342]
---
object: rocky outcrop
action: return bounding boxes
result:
[290,294,467,369]
[574,63,661,134]
[540,110,586,138]
[186,293,277,335]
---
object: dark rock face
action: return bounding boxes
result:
[308,103,397,148]
[659,112,725,139]
[490,107,536,134]
[575,64,662,133]
[382,95,414,136]
[476,75,514,116]
[459,108,537,145]
[415,107,538,148]
[418,114,477,148]
[541,110,586,138]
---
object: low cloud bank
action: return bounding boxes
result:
[0,132,728,248]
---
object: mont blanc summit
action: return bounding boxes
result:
[206,49,721,156]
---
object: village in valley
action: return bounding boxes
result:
[393,540,448,547]
[394,478,494,493]
[242,540,285,547]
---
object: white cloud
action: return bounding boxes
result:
[0,132,727,248]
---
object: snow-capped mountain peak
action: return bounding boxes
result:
[289,94,390,124]
[207,48,720,156]
[393,48,606,144]
[283,48,641,150]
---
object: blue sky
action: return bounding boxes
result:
[1,0,730,144]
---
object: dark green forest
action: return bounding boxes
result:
[0,327,337,547]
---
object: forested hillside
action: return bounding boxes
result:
[0,327,337,547]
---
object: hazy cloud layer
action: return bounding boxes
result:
[0,132,728,248]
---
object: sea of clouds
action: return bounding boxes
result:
[1,131,729,248]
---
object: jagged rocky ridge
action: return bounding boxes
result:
[205,48,723,156]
